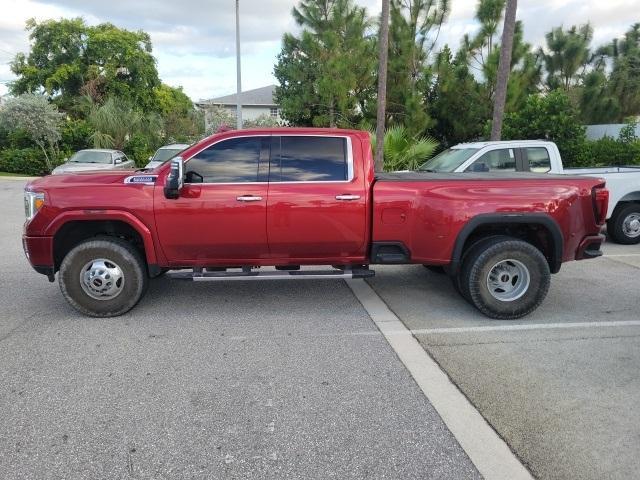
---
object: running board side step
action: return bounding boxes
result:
[168,268,375,281]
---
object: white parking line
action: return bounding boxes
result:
[405,320,640,336]
[347,279,533,480]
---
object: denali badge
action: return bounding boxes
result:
[124,175,157,185]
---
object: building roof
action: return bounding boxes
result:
[200,85,277,107]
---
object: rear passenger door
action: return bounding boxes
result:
[266,135,367,261]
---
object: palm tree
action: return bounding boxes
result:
[490,0,517,141]
[370,125,438,171]
[87,97,162,150]
[375,0,391,172]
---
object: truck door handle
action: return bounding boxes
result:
[236,195,263,202]
[335,194,361,201]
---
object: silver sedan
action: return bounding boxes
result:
[52,149,135,174]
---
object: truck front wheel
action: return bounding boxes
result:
[59,237,148,317]
[607,203,640,244]
[458,237,550,319]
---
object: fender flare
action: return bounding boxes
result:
[450,213,564,274]
[44,210,158,265]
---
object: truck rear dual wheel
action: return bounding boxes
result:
[59,237,148,317]
[607,203,640,245]
[456,236,550,320]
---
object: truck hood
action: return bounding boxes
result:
[26,170,142,190]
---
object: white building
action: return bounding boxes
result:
[197,85,281,131]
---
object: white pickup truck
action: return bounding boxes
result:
[418,140,640,244]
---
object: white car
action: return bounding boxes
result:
[145,144,190,169]
[418,140,640,244]
[52,149,134,174]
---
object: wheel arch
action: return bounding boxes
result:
[46,211,159,275]
[450,213,564,275]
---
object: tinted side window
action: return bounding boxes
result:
[274,136,347,182]
[471,149,516,172]
[187,137,263,183]
[525,147,551,173]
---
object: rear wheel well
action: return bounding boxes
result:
[53,220,146,273]
[454,221,561,274]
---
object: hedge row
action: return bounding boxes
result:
[0,148,63,176]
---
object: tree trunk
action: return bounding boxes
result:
[490,0,518,141]
[374,0,391,172]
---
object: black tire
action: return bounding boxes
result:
[423,265,446,274]
[458,236,550,320]
[59,236,148,317]
[607,203,640,245]
[454,235,509,303]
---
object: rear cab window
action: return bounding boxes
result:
[271,136,350,182]
[525,147,552,173]
[468,148,516,172]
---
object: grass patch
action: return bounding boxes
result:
[0,172,36,177]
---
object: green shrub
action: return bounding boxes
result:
[574,137,640,167]
[0,148,64,176]
[502,91,586,166]
[61,119,94,152]
[124,133,156,167]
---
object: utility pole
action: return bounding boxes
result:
[374,0,390,172]
[490,0,517,140]
[235,0,243,129]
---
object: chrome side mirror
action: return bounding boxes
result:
[164,156,184,199]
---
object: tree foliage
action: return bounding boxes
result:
[274,0,376,127]
[0,94,64,171]
[370,124,438,170]
[541,24,593,91]
[502,90,586,164]
[386,0,449,136]
[87,97,162,151]
[10,18,161,113]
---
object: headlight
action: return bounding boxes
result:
[24,191,45,220]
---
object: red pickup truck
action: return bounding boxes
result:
[23,128,608,319]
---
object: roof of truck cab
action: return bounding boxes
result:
[452,140,555,149]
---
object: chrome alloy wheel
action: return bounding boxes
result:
[486,259,531,302]
[622,213,640,239]
[79,258,125,300]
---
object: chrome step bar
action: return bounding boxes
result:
[168,268,375,282]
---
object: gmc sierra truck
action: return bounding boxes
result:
[22,128,608,319]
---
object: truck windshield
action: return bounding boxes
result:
[69,151,113,164]
[417,148,478,172]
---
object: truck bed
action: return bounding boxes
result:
[565,166,640,175]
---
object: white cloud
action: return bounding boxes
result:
[1,0,639,99]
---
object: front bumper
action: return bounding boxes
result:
[575,234,605,260]
[22,235,55,280]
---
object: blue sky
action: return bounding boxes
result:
[0,0,637,101]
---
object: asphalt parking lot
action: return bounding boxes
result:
[368,246,640,480]
[2,177,639,479]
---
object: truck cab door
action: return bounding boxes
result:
[154,136,270,264]
[266,135,367,262]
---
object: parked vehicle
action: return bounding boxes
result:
[419,140,640,244]
[145,144,190,169]
[52,149,134,174]
[23,129,608,320]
